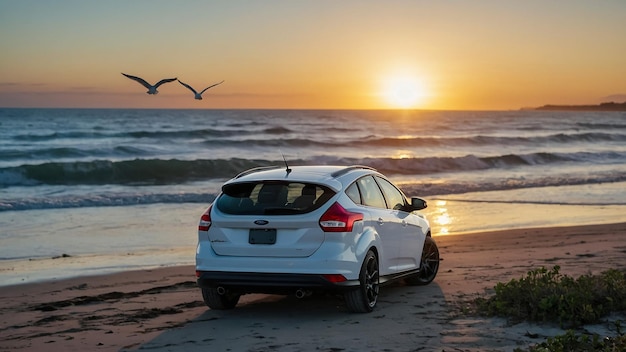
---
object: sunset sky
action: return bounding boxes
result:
[1,1,625,110]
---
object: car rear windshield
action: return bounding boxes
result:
[216,181,336,215]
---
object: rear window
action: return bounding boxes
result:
[216,181,335,215]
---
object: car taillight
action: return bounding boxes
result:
[198,205,212,231]
[319,202,363,232]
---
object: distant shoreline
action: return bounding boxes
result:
[529,101,626,111]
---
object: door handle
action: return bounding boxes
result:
[402,220,408,227]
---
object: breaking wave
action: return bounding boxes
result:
[2,171,625,212]
[1,150,624,187]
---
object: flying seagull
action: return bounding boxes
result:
[121,73,177,95]
[178,79,224,100]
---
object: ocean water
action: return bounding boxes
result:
[1,108,625,285]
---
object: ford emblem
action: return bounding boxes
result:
[254,220,269,225]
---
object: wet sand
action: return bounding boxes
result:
[1,222,625,351]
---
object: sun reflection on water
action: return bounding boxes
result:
[433,200,451,235]
[393,150,413,159]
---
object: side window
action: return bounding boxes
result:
[375,176,407,211]
[356,176,386,209]
[346,182,361,204]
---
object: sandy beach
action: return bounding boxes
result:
[1,222,625,351]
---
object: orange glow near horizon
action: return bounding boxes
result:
[1,2,625,110]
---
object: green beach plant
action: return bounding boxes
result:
[473,265,626,327]
[517,328,626,352]
[468,265,626,351]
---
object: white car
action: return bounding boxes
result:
[195,165,439,313]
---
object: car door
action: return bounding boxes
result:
[355,176,402,274]
[374,176,426,272]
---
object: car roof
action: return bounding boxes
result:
[225,165,379,192]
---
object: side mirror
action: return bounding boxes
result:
[410,197,427,211]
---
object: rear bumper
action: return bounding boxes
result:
[196,270,359,294]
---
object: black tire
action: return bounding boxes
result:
[201,287,240,310]
[406,236,440,286]
[344,250,379,313]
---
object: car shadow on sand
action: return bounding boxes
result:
[132,282,449,352]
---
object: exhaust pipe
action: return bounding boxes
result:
[295,289,312,299]
[216,286,226,295]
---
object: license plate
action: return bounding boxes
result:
[249,229,277,244]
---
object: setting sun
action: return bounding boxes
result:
[382,76,428,109]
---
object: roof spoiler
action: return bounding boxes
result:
[234,166,282,179]
[331,165,377,178]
